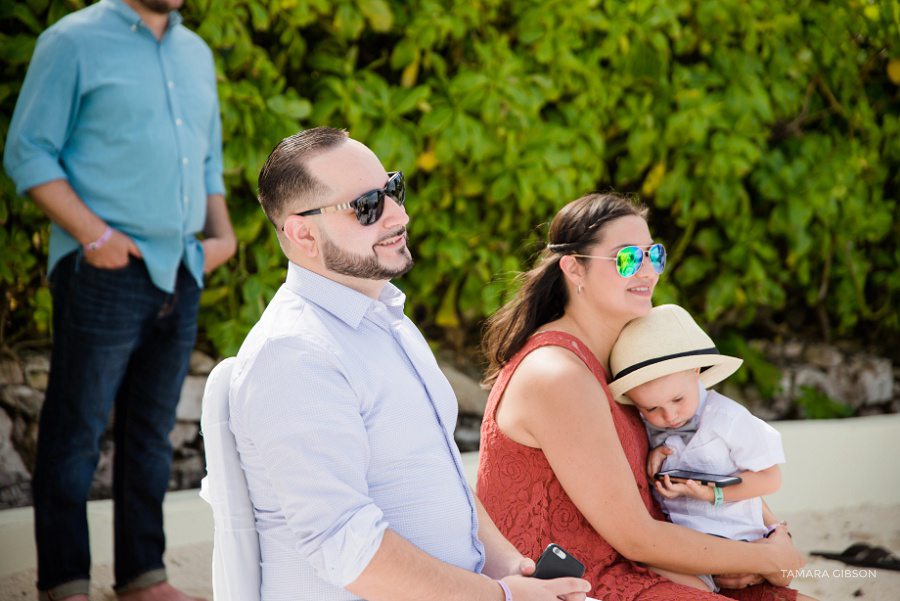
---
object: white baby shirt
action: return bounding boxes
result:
[654,386,785,541]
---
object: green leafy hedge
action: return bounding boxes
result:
[2,0,898,359]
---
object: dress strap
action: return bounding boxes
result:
[485,330,611,420]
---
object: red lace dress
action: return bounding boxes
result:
[476,331,797,601]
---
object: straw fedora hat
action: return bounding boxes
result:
[608,304,743,404]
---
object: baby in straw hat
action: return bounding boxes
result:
[609,304,786,592]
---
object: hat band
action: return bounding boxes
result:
[611,347,720,381]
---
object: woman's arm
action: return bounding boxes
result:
[500,347,804,578]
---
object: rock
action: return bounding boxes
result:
[176,375,206,422]
[804,344,843,369]
[170,455,205,490]
[0,359,24,386]
[0,409,31,490]
[1,385,45,418]
[12,415,39,473]
[748,339,769,355]
[454,412,482,453]
[782,340,805,360]
[852,357,892,405]
[726,381,789,422]
[89,442,114,501]
[439,361,489,416]
[189,351,216,376]
[792,366,843,403]
[24,355,50,391]
[0,481,31,510]
[829,356,891,408]
[169,422,200,450]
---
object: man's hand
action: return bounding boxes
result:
[503,574,591,601]
[646,446,672,480]
[201,193,236,273]
[201,236,235,273]
[83,228,141,269]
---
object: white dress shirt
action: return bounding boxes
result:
[230,262,485,600]
[655,386,785,541]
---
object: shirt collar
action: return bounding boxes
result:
[285,262,406,329]
[104,0,183,32]
[697,380,710,415]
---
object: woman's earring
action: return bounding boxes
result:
[577,284,582,295]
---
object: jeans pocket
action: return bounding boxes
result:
[66,256,153,344]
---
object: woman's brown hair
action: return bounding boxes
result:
[481,193,648,387]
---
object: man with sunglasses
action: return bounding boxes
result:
[229,127,591,601]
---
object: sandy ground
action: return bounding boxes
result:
[1,503,897,601]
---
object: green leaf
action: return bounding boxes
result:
[357,0,393,32]
[266,94,312,119]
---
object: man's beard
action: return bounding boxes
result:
[321,228,414,281]
[137,0,183,15]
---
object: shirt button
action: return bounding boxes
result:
[168,80,175,89]
[182,157,189,165]
[183,195,189,205]
[373,306,384,313]
[175,118,183,126]
[131,24,137,31]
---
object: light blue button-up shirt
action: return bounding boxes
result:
[230,263,485,600]
[3,0,224,292]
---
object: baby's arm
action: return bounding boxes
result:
[655,465,782,502]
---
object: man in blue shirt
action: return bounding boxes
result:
[229,126,590,601]
[3,1,235,600]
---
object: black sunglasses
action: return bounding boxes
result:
[293,171,406,226]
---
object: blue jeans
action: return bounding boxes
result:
[33,252,200,597]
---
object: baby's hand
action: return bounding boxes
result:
[646,445,673,480]
[654,475,715,502]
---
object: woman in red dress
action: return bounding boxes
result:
[477,194,815,601]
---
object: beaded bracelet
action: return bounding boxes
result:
[85,225,113,251]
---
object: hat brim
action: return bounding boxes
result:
[608,354,743,404]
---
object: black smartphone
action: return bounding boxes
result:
[532,543,585,579]
[655,469,742,488]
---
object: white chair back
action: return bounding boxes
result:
[199,357,262,601]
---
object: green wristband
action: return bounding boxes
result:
[713,486,724,506]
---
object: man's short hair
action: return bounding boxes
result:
[257,127,349,228]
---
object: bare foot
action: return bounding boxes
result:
[117,582,206,601]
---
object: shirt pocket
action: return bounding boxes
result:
[685,437,733,474]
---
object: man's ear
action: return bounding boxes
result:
[558,254,585,288]
[283,215,319,258]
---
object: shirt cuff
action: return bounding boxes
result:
[205,171,226,197]
[305,503,388,588]
[7,154,69,196]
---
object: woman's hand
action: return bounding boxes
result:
[758,525,802,586]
